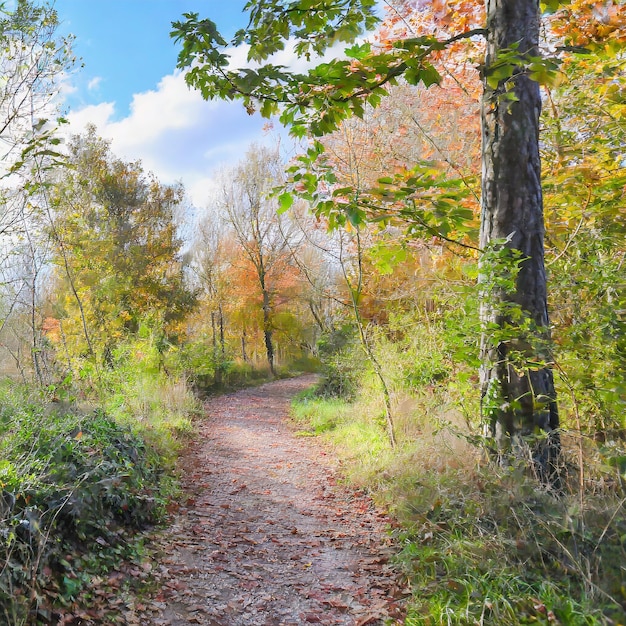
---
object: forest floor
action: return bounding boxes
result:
[128,375,406,625]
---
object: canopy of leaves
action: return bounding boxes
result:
[171,2,472,137]
[171,1,626,140]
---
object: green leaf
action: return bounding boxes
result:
[486,63,516,89]
[345,42,371,60]
[540,0,568,14]
[332,187,354,197]
[277,191,294,214]
[346,206,365,227]
[370,242,408,275]
[420,63,441,88]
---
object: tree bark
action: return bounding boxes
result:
[218,303,225,358]
[211,311,217,352]
[241,327,248,363]
[260,273,276,377]
[479,0,560,484]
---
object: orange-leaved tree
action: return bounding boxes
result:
[217,144,304,376]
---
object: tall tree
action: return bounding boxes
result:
[478,0,559,480]
[0,0,73,382]
[50,129,197,367]
[191,217,231,383]
[0,0,70,178]
[218,144,297,376]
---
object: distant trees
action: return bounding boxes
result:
[176,142,360,385]
[191,218,230,383]
[219,145,289,375]
[172,0,625,482]
[49,128,197,369]
[218,146,308,375]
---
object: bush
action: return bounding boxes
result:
[314,326,365,400]
[99,337,200,446]
[0,392,169,624]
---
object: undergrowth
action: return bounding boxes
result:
[0,339,199,624]
[292,327,626,626]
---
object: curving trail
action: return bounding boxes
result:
[139,375,405,626]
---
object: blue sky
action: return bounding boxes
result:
[53,0,284,207]
[56,1,248,115]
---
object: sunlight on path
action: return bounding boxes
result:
[138,376,404,625]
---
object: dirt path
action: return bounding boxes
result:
[138,376,405,626]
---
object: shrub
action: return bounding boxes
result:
[0,395,169,623]
[314,325,365,400]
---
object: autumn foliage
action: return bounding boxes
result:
[1,0,625,622]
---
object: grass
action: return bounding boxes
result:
[395,463,626,625]
[291,380,626,626]
[105,372,199,451]
[291,386,392,462]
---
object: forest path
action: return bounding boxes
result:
[138,375,405,626]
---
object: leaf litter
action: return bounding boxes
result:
[85,375,406,625]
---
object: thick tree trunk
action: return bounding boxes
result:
[480,0,560,484]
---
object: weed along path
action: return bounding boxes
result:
[139,375,405,625]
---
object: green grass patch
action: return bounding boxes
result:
[291,388,626,626]
[396,465,626,625]
[291,389,391,463]
[291,390,347,434]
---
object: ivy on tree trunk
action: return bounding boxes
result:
[479,0,560,485]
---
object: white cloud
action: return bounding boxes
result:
[63,37,347,208]
[66,71,276,208]
[68,101,115,129]
[87,76,102,91]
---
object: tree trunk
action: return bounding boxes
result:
[308,300,327,333]
[30,278,44,387]
[218,303,225,358]
[241,327,248,362]
[211,310,222,385]
[211,311,217,351]
[479,0,560,485]
[261,285,276,376]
